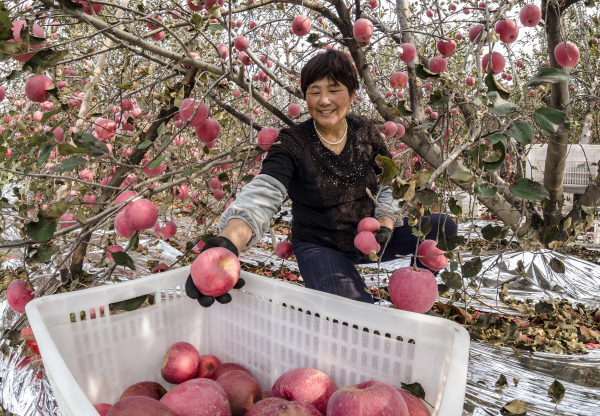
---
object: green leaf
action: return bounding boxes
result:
[208,24,224,32]
[448,197,463,216]
[30,243,58,263]
[487,91,517,115]
[450,171,477,182]
[147,155,165,169]
[526,67,570,87]
[375,155,397,186]
[26,217,57,243]
[41,201,75,222]
[415,189,438,206]
[549,257,565,274]
[111,251,136,270]
[483,142,505,172]
[440,271,462,289]
[473,313,493,329]
[110,294,147,312]
[72,132,109,155]
[0,41,28,56]
[533,107,565,133]
[461,257,482,278]
[218,172,229,182]
[0,11,12,41]
[414,122,434,131]
[58,143,91,156]
[486,134,506,146]
[23,49,69,74]
[116,82,134,90]
[481,224,510,241]
[474,183,497,198]
[241,174,255,182]
[411,227,424,237]
[191,13,203,26]
[400,382,426,400]
[509,178,549,201]
[415,64,439,79]
[436,235,465,251]
[428,93,451,107]
[507,121,534,145]
[548,379,565,404]
[396,100,413,117]
[49,157,87,173]
[485,72,510,100]
[37,142,53,167]
[40,108,62,124]
[137,140,152,149]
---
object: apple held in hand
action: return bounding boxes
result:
[191,247,240,297]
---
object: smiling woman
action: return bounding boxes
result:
[196,50,457,305]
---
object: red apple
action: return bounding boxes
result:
[398,390,431,416]
[417,240,449,271]
[124,199,158,230]
[292,15,311,36]
[554,41,580,68]
[6,280,34,314]
[120,381,167,401]
[217,370,262,415]
[519,4,541,27]
[326,380,408,416]
[196,354,222,378]
[259,401,322,415]
[495,19,519,44]
[212,362,251,380]
[399,43,416,62]
[271,368,337,415]
[246,398,288,416]
[106,397,175,416]
[388,267,438,313]
[160,378,231,416]
[190,247,240,297]
[390,72,408,89]
[161,341,201,384]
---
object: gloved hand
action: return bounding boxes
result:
[362,226,393,262]
[185,235,246,307]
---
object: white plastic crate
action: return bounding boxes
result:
[26,267,469,416]
[526,144,600,194]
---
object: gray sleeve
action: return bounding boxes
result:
[374,185,401,225]
[218,173,287,248]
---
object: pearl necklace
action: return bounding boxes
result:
[314,119,347,145]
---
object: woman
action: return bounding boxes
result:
[186,50,457,307]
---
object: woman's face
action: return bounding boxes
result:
[305,78,353,132]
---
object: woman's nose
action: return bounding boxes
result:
[319,93,331,105]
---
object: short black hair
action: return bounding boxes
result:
[300,50,359,99]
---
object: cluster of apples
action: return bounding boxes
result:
[94,343,431,415]
[354,217,451,314]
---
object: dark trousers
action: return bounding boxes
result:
[291,214,457,304]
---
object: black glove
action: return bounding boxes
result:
[185,236,245,307]
[362,226,393,262]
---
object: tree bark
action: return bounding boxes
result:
[541,0,572,228]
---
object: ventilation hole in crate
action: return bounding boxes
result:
[385,333,391,338]
[168,287,174,301]
[396,336,403,342]
[298,308,303,312]
[282,303,287,307]
[69,313,76,323]
[363,327,369,333]
[332,319,338,324]
[90,308,96,319]
[408,339,415,344]
[352,324,358,330]
[148,293,155,305]
[374,330,380,336]
[342,322,349,327]
[175,285,182,298]
[306,311,311,315]
[100,306,105,317]
[80,311,86,321]
[290,305,295,310]
[315,313,320,318]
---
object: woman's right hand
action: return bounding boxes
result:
[185,236,245,307]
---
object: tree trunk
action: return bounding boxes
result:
[541,1,572,229]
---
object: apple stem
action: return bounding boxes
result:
[413,217,421,272]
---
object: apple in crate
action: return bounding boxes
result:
[212,362,251,380]
[246,397,287,416]
[161,342,201,384]
[190,247,240,297]
[160,378,231,416]
[271,368,337,415]
[326,380,408,416]
[94,403,112,416]
[259,401,322,415]
[106,396,175,415]
[398,390,431,416]
[120,381,167,401]
[217,369,262,415]
[196,354,222,378]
